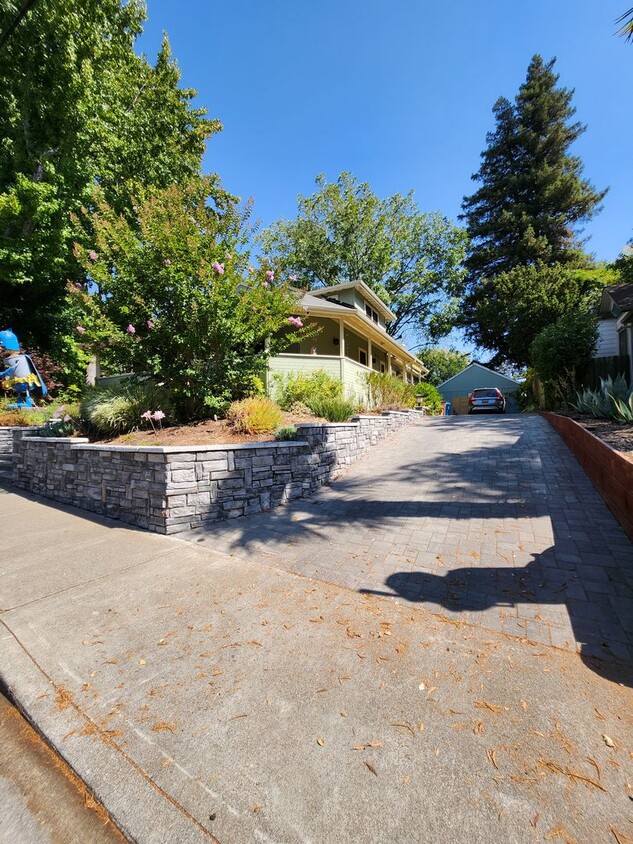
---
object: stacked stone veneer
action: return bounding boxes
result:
[10,411,422,534]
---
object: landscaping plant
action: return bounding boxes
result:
[366,372,416,410]
[305,396,357,422]
[272,370,342,410]
[227,397,283,434]
[414,382,442,414]
[274,426,298,441]
[79,380,173,437]
[573,374,633,421]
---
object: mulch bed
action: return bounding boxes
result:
[96,411,327,447]
[557,413,633,456]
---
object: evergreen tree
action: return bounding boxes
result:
[460,56,606,364]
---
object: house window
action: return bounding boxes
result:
[365,303,379,323]
[619,329,628,357]
[380,362,385,373]
[359,349,367,366]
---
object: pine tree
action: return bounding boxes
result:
[460,56,607,364]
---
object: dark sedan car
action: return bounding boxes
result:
[468,387,506,414]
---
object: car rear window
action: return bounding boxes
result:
[473,389,499,398]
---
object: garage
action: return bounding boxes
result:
[438,361,521,414]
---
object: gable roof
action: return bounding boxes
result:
[438,361,520,390]
[600,283,633,316]
[310,280,397,322]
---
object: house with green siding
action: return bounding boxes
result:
[267,280,427,403]
[438,362,521,414]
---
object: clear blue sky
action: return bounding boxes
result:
[138,0,632,267]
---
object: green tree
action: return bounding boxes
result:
[259,172,468,343]
[72,178,311,419]
[460,56,606,364]
[416,347,469,386]
[612,238,633,283]
[617,7,633,40]
[0,0,217,359]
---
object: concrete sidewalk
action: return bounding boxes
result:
[1,485,632,844]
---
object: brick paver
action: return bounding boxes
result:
[182,415,633,664]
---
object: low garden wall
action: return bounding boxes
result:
[8,411,422,534]
[541,412,633,541]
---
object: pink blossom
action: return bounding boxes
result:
[75,281,83,289]
[289,275,297,282]
[88,250,98,261]
[164,259,171,266]
[141,410,152,420]
[213,261,224,275]
[147,319,155,329]
[75,325,86,334]
[152,410,166,421]
[248,265,255,273]
[126,324,136,334]
[288,316,304,328]
[262,281,269,288]
[265,270,275,282]
[225,253,232,261]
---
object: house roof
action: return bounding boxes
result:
[293,289,425,372]
[310,280,397,322]
[438,361,520,390]
[601,283,633,316]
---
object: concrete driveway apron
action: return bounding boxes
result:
[182,414,633,666]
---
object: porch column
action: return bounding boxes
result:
[387,354,392,376]
[339,319,346,382]
[367,337,372,370]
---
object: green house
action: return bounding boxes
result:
[267,280,427,403]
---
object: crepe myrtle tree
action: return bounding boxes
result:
[73,177,314,419]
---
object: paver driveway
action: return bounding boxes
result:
[181,415,633,667]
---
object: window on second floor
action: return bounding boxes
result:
[364,303,379,323]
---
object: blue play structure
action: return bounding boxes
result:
[0,329,48,409]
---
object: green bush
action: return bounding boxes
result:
[275,426,298,441]
[272,370,342,410]
[366,372,416,410]
[79,380,174,437]
[306,396,357,422]
[227,397,283,434]
[414,382,442,413]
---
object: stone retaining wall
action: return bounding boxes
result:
[10,411,422,534]
[542,412,633,541]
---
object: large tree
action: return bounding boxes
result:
[0,0,217,357]
[460,56,606,365]
[416,347,469,386]
[259,172,468,343]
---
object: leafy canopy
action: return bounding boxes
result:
[417,347,469,387]
[259,172,468,343]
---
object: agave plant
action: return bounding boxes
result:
[572,373,633,421]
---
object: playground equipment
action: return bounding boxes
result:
[0,329,47,408]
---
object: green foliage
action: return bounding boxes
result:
[79,380,173,437]
[259,172,468,343]
[227,397,283,434]
[305,396,358,422]
[573,375,633,421]
[460,55,607,365]
[0,409,45,427]
[417,347,469,386]
[366,372,416,410]
[529,313,599,405]
[414,382,442,413]
[0,0,218,365]
[274,426,298,441]
[73,179,312,420]
[611,238,633,284]
[272,370,343,410]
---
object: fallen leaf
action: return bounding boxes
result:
[594,707,606,721]
[228,713,249,721]
[152,721,177,733]
[473,722,485,735]
[253,805,261,814]
[402,774,410,784]
[81,683,92,692]
[340,711,348,717]
[486,748,499,769]
[538,759,607,792]
[139,659,146,665]
[309,617,324,624]
[390,722,416,737]
[474,700,504,713]
[602,734,615,748]
[364,761,378,776]
[353,741,383,750]
[529,812,540,828]
[316,737,324,746]
[418,722,424,732]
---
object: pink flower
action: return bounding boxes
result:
[152,410,166,421]
[75,325,86,334]
[147,319,155,329]
[265,270,275,282]
[248,265,255,273]
[289,275,297,282]
[262,281,269,288]
[141,410,152,420]
[164,259,171,266]
[225,253,232,261]
[126,324,136,334]
[88,250,98,261]
[288,316,304,328]
[213,261,224,275]
[75,281,83,289]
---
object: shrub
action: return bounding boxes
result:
[272,370,342,410]
[366,372,416,410]
[414,382,442,413]
[0,409,45,427]
[79,380,174,437]
[275,426,298,441]
[305,396,357,422]
[227,397,283,434]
